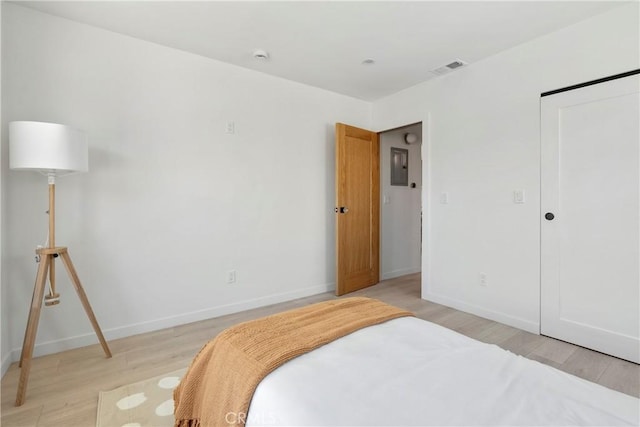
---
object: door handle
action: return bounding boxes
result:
[545,212,555,221]
[335,206,349,214]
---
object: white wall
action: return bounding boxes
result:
[380,124,422,280]
[2,2,637,375]
[0,1,10,377]
[1,3,371,364]
[373,3,640,332]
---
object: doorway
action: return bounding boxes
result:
[335,122,423,296]
[379,123,423,280]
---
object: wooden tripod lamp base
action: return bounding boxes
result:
[9,121,110,406]
[15,246,112,406]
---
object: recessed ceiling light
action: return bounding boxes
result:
[361,59,375,65]
[253,49,270,60]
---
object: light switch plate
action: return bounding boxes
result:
[225,121,235,134]
[514,189,525,204]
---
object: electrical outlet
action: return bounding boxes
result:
[479,272,488,287]
[440,192,449,204]
[227,270,237,284]
[513,189,525,204]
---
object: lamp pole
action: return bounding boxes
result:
[46,174,60,305]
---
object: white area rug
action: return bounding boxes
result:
[96,368,187,427]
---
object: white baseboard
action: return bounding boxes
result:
[381,267,421,281]
[9,282,335,362]
[423,291,539,334]
[1,351,12,379]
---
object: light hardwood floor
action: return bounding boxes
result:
[1,273,638,426]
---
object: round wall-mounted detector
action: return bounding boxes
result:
[404,133,418,144]
[253,49,270,60]
[361,58,375,65]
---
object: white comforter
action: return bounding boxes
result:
[246,317,639,426]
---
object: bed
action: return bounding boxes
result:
[174,298,639,427]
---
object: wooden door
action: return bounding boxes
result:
[335,123,380,295]
[540,72,639,363]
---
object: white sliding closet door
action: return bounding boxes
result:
[541,73,640,363]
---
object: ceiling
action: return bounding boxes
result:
[16,1,626,101]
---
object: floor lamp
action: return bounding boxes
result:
[9,121,112,406]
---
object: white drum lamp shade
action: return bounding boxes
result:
[9,121,88,174]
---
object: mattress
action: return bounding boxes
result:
[246,317,639,426]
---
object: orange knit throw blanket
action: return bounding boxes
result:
[173,297,413,427]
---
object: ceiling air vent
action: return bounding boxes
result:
[431,59,468,76]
